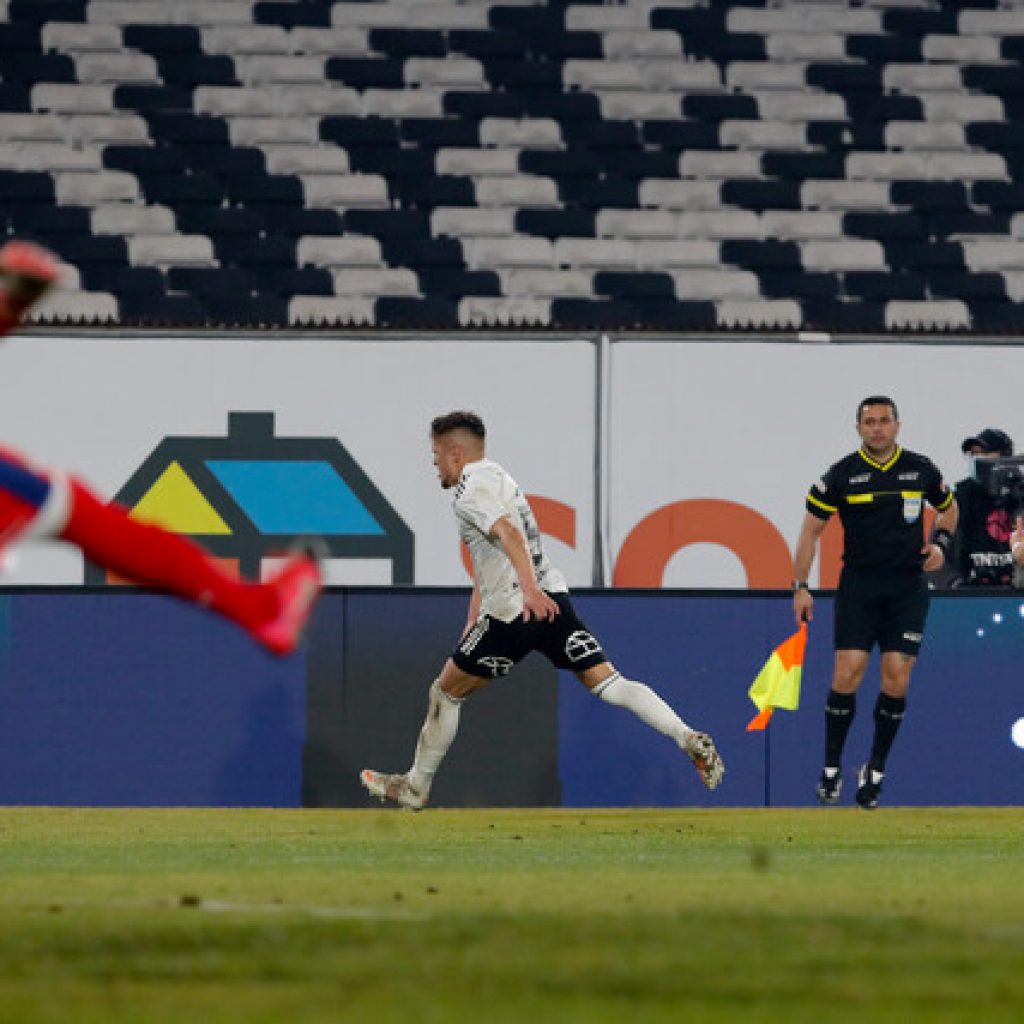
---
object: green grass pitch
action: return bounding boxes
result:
[0,807,1022,1023]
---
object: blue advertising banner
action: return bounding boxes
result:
[0,590,1018,807]
[0,593,305,806]
[562,591,1024,807]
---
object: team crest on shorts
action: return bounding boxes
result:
[565,630,601,663]
[478,656,515,678]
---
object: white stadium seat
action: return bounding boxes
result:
[886,301,971,330]
[127,234,217,268]
[92,204,176,236]
[331,268,421,298]
[54,170,141,204]
[717,298,802,329]
[431,207,517,238]
[27,290,118,322]
[504,269,593,299]
[458,296,552,326]
[288,296,375,324]
[297,236,383,268]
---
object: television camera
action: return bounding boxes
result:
[974,455,1024,512]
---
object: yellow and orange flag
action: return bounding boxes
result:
[746,623,806,731]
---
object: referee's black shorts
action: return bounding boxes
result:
[451,591,608,679]
[834,568,930,656]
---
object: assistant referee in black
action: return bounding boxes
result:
[792,395,957,809]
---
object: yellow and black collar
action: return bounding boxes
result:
[858,445,901,472]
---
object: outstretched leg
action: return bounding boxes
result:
[361,660,485,810]
[60,479,322,656]
[0,241,322,656]
[582,663,725,791]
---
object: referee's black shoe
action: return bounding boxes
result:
[855,764,884,809]
[816,769,842,805]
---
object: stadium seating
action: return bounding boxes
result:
[2,0,1024,330]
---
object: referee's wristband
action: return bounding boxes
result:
[792,580,809,592]
[932,528,954,555]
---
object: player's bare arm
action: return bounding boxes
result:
[489,515,559,622]
[922,499,959,572]
[792,511,828,625]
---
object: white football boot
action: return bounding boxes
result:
[684,732,725,790]
[360,769,428,810]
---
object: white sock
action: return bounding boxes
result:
[407,679,462,794]
[593,672,694,750]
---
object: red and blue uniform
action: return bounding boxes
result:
[0,240,322,655]
[0,445,67,554]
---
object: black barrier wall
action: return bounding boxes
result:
[303,591,561,808]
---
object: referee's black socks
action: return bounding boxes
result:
[869,693,906,774]
[824,690,857,770]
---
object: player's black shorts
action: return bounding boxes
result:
[834,568,930,656]
[451,591,608,679]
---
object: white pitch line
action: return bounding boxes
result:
[40,898,428,921]
[192,899,426,920]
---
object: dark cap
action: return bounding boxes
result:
[961,428,1013,456]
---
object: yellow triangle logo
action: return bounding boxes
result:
[131,461,231,535]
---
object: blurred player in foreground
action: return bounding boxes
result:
[0,241,322,656]
[792,395,957,809]
[361,409,723,810]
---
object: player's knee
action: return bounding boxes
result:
[832,663,867,692]
[880,669,912,697]
[431,677,458,704]
[880,651,915,693]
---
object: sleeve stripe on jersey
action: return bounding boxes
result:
[935,491,954,511]
[807,493,837,513]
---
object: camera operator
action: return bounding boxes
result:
[943,428,1020,588]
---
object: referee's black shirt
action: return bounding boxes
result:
[806,446,954,573]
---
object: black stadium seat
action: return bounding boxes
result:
[9,205,91,236]
[253,1,332,28]
[594,272,675,300]
[122,26,202,53]
[417,268,501,298]
[263,208,344,238]
[9,0,86,21]
[165,267,252,297]
[515,209,595,240]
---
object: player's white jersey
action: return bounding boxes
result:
[452,458,567,622]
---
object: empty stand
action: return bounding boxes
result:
[2,0,1024,329]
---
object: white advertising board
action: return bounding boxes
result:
[609,340,1024,588]
[2,334,1022,589]
[0,335,595,587]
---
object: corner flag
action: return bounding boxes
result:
[746,623,806,731]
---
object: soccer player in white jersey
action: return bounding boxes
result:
[361,410,723,809]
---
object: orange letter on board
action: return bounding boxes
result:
[613,499,794,589]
